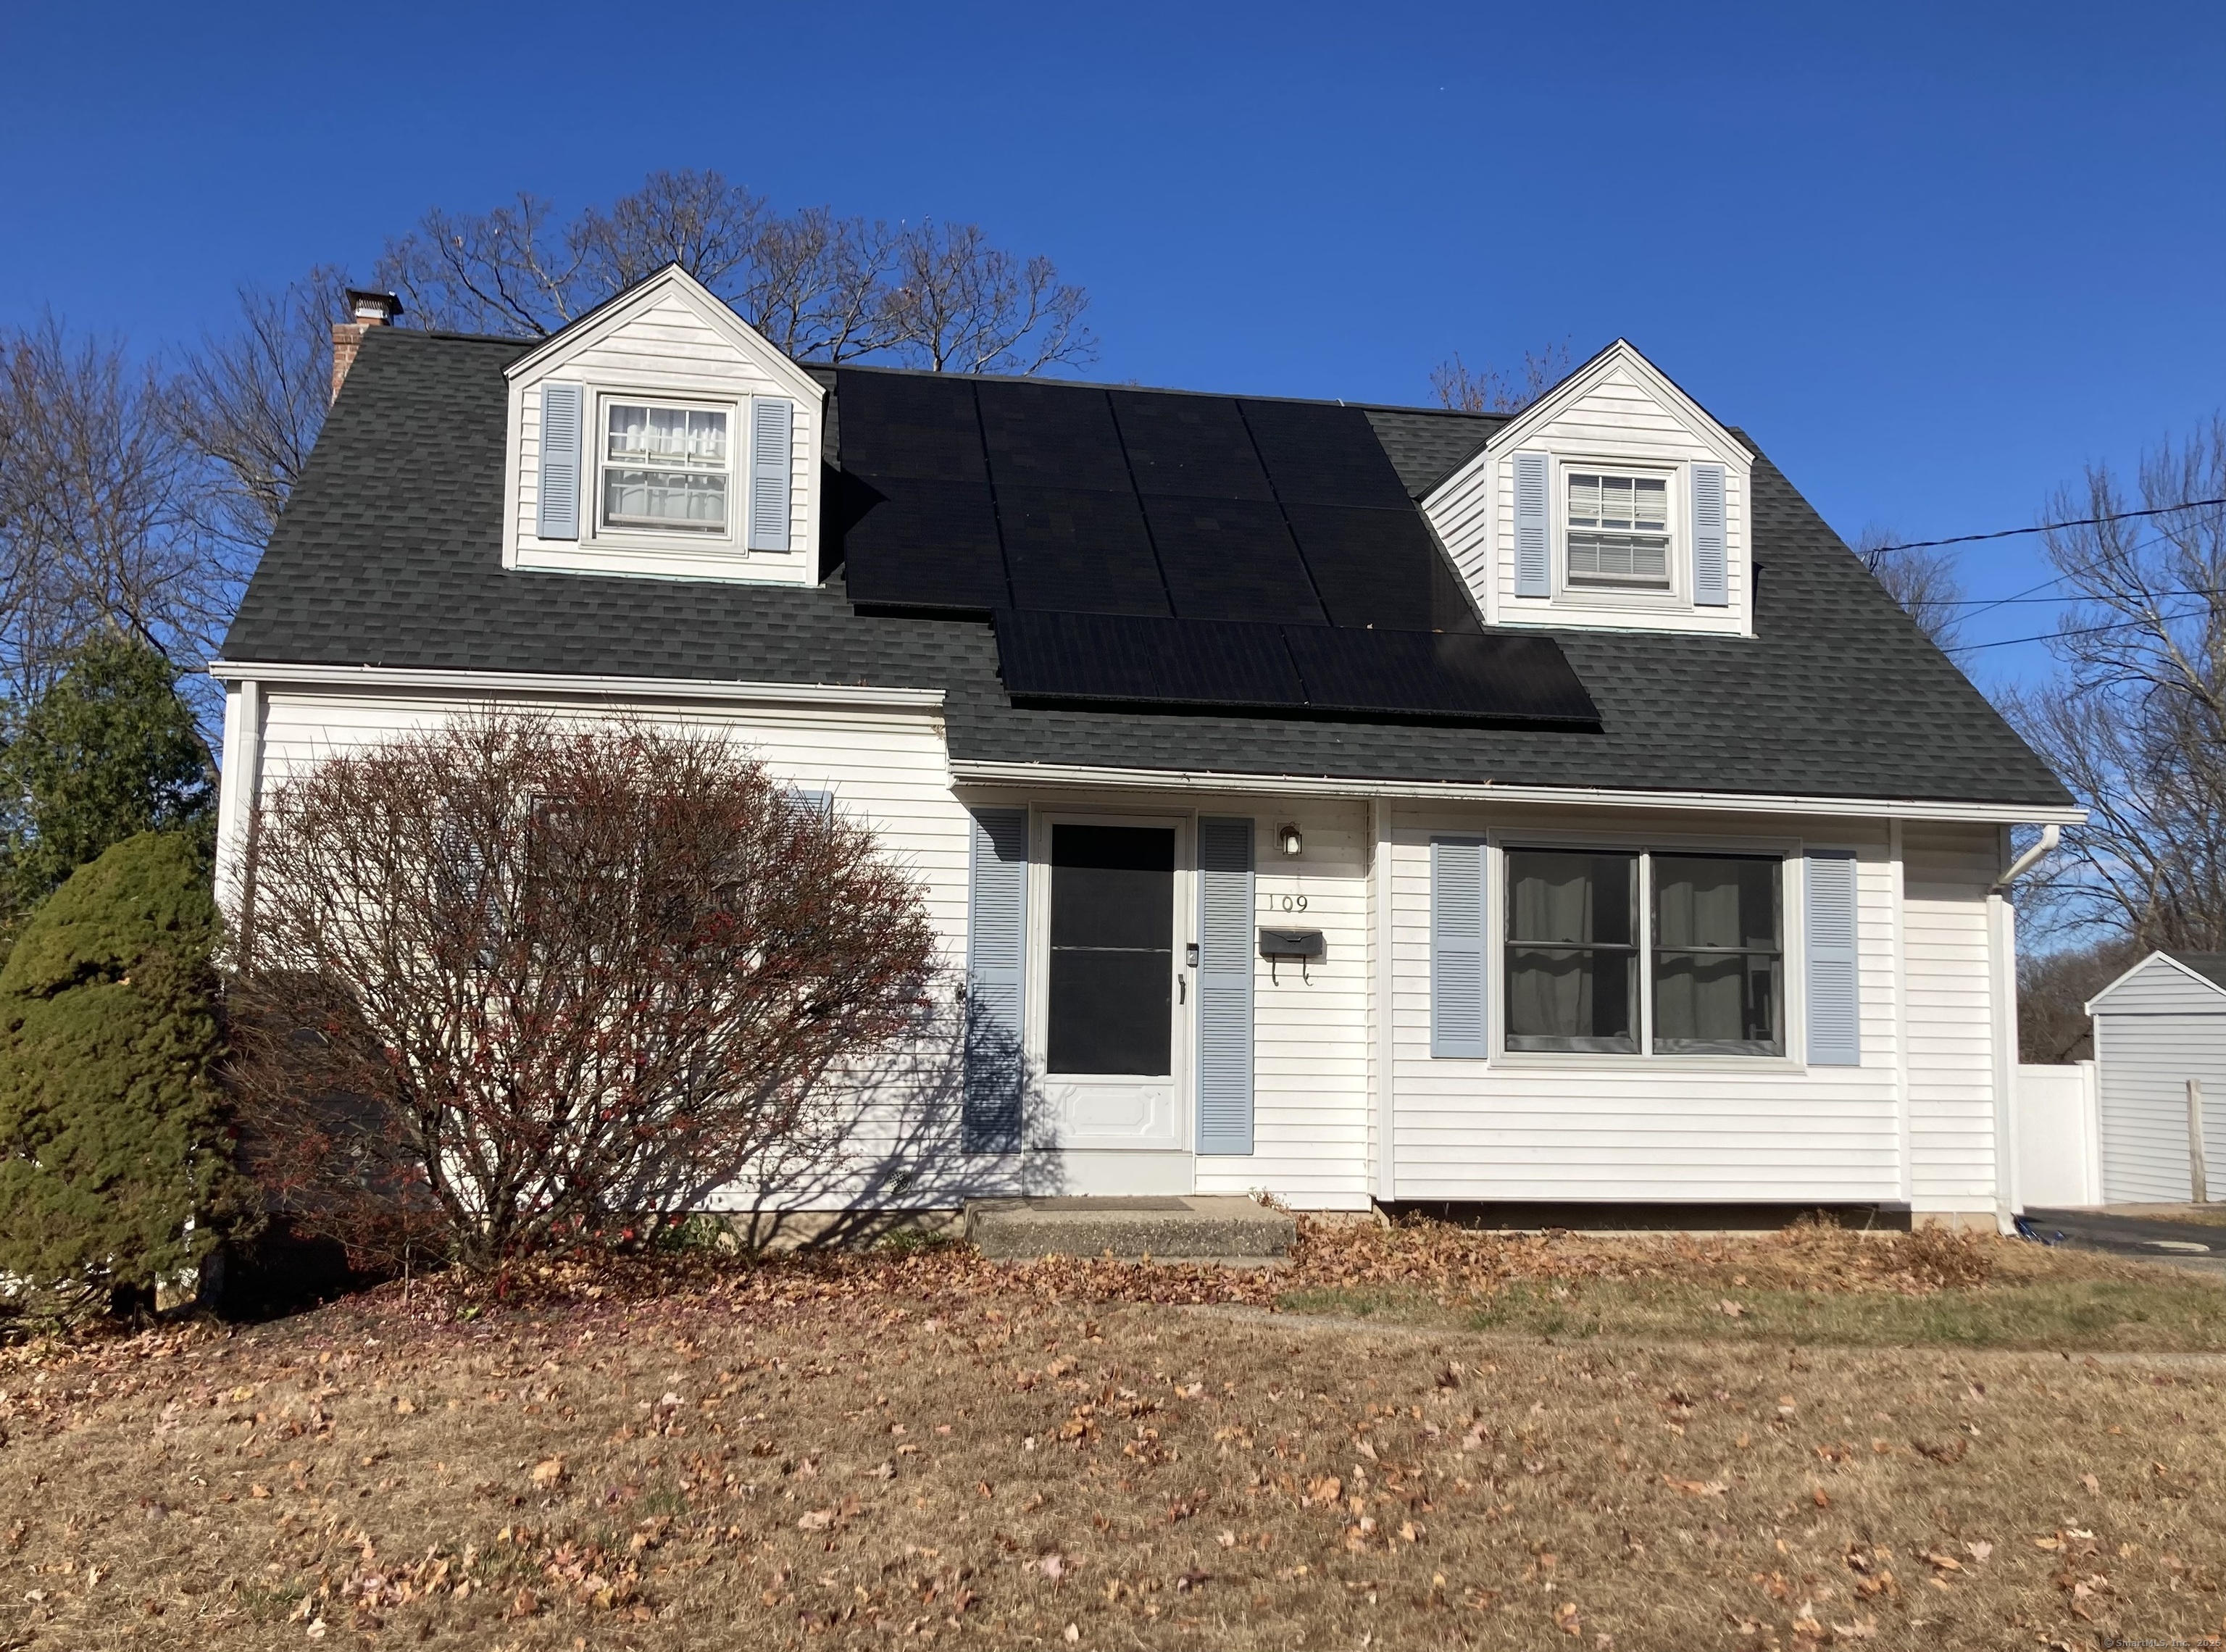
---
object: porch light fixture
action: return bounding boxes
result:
[1276,822,1304,858]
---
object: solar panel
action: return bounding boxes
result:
[991,611,1598,724]
[1280,503,1473,632]
[834,371,988,483]
[840,475,1009,611]
[998,487,1172,617]
[977,380,1131,493]
[1239,399,1414,510]
[1109,393,1275,501]
[1142,497,1327,625]
[994,609,1306,708]
[1282,627,1596,722]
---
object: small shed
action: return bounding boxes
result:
[2085,951,2226,1204]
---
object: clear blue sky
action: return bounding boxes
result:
[3,0,2219,690]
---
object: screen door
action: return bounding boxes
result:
[1042,821,1183,1147]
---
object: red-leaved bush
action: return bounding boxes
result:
[225,712,937,1272]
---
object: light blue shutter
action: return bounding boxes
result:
[1196,816,1256,1155]
[1804,851,1860,1066]
[1691,462,1727,606]
[1430,838,1489,1058]
[536,382,583,541]
[749,397,793,551]
[1513,451,1550,598]
[782,787,833,824]
[964,808,1028,1152]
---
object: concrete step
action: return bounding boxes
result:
[963,1196,1296,1266]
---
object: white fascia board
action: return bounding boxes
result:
[502,266,826,406]
[209,660,943,712]
[2083,949,2226,1016]
[949,757,2086,825]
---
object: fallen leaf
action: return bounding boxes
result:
[796,1509,833,1532]
[2080,1473,2100,1495]
[249,1485,271,1500]
[1063,1626,1079,1644]
[1717,1300,1746,1317]
[1039,1553,1065,1580]
[1964,1540,1992,1564]
[530,1458,567,1490]
[1554,1601,1583,1635]
[1662,1476,1728,1498]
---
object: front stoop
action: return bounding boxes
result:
[963,1196,1296,1267]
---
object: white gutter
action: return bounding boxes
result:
[951,759,2086,827]
[209,660,945,712]
[1991,822,2062,891]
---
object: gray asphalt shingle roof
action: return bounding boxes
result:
[220,328,2070,809]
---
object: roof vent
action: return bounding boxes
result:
[330,289,404,404]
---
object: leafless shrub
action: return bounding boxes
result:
[225,712,939,1274]
[1428,341,1573,414]
[2000,420,2226,950]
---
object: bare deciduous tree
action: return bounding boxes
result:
[2001,420,2226,951]
[0,318,239,726]
[172,265,356,551]
[1855,527,1966,648]
[374,169,1096,374]
[225,713,939,1272]
[1430,341,1574,414]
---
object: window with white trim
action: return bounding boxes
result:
[601,401,731,533]
[1565,471,1670,589]
[1504,848,1785,1056]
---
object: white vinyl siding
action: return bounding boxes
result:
[508,280,817,585]
[2089,955,2226,1203]
[1387,809,1903,1204]
[1901,824,2003,1209]
[1423,346,1752,636]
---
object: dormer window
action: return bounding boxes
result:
[601,401,731,533]
[1565,471,1670,589]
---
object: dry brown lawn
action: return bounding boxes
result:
[1,1222,2222,1651]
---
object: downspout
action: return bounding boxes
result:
[1988,824,2062,1228]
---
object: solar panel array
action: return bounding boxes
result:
[993,610,1598,724]
[835,369,1596,724]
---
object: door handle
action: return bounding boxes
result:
[1177,974,1186,1005]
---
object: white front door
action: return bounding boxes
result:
[1035,816,1188,1150]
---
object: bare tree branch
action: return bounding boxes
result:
[1855,526,1966,648]
[1999,418,2226,950]
[1430,342,1574,414]
[0,317,241,734]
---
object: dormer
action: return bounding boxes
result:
[1422,341,1755,636]
[501,266,825,585]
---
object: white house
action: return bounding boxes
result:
[213,266,2079,1231]
[2085,951,2226,1204]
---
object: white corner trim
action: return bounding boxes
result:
[949,757,2086,826]
[209,660,945,712]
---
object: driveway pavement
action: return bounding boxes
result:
[2020,1206,2226,1276]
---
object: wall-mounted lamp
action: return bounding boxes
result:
[1276,822,1304,858]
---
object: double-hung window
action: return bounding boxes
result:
[1504,848,1785,1056]
[1566,471,1670,589]
[1651,855,1783,1056]
[601,401,730,533]
[1505,851,1640,1053]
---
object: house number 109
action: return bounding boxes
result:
[1264,893,1309,912]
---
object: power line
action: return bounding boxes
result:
[1946,606,2220,654]
[1939,584,2226,608]
[1867,496,2226,554]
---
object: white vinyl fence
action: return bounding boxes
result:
[2016,1061,2101,1209]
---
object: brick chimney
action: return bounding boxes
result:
[331,289,403,403]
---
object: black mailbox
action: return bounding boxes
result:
[1259,927,1325,983]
